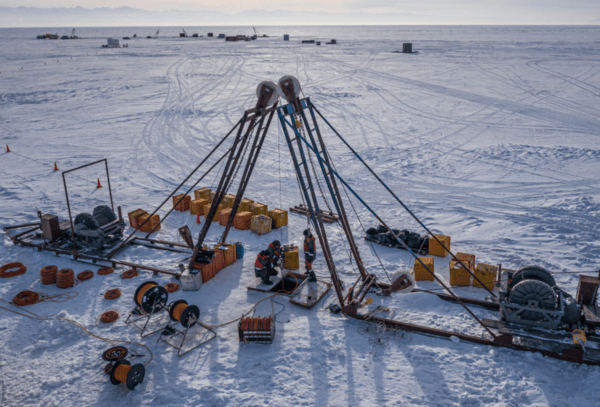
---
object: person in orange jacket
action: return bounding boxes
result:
[255,249,277,284]
[303,229,317,282]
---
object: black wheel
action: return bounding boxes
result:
[74,213,99,230]
[93,205,117,226]
[126,364,145,390]
[510,265,555,289]
[141,285,168,314]
[102,346,128,361]
[180,305,200,328]
[509,280,557,320]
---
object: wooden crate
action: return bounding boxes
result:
[454,252,475,271]
[190,199,208,215]
[215,243,236,267]
[250,202,268,216]
[234,211,253,230]
[209,191,217,203]
[194,188,211,201]
[219,208,233,226]
[268,209,288,228]
[222,194,236,209]
[173,194,191,212]
[127,209,147,229]
[284,248,299,270]
[428,234,451,257]
[239,198,254,212]
[414,257,434,281]
[138,214,160,233]
[250,215,272,236]
[449,261,471,286]
[473,263,498,290]
[204,204,224,222]
[213,250,225,272]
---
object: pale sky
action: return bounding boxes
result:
[1,0,599,23]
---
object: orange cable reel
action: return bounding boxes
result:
[98,266,114,275]
[164,282,180,293]
[109,360,145,390]
[168,299,200,328]
[134,281,168,314]
[40,265,58,284]
[104,288,121,300]
[121,269,138,279]
[12,290,40,306]
[100,310,119,324]
[77,270,94,281]
[56,268,75,288]
[0,262,27,278]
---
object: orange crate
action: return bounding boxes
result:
[473,263,498,290]
[250,215,272,236]
[219,208,233,226]
[454,252,475,271]
[222,194,236,208]
[209,191,217,203]
[204,204,224,222]
[239,198,254,212]
[173,194,191,212]
[449,261,471,286]
[268,209,288,228]
[414,257,434,281]
[213,250,225,272]
[428,234,451,257]
[215,243,236,267]
[234,211,253,230]
[127,209,147,229]
[250,202,268,216]
[191,199,208,215]
[138,214,161,233]
[194,188,211,201]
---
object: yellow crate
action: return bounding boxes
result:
[138,214,161,233]
[173,194,191,212]
[239,198,254,212]
[284,249,299,270]
[209,191,217,203]
[449,261,471,286]
[414,257,434,281]
[127,209,147,229]
[194,188,211,201]
[473,263,498,290]
[429,234,451,257]
[191,199,208,215]
[454,252,475,271]
[219,208,233,226]
[250,202,268,216]
[250,215,272,236]
[222,194,236,209]
[268,208,289,228]
[204,204,224,222]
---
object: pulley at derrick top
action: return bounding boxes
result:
[277,75,302,104]
[256,81,278,107]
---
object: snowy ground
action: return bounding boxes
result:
[1,26,600,406]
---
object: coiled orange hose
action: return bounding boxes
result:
[164,283,180,293]
[56,268,75,288]
[101,310,119,323]
[40,265,57,284]
[12,290,40,306]
[122,269,138,279]
[105,289,121,300]
[77,270,94,281]
[0,262,27,278]
[98,267,114,275]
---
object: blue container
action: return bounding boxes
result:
[236,242,244,259]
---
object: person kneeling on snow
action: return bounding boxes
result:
[303,229,317,282]
[268,240,282,268]
[255,249,278,285]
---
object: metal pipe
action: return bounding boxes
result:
[104,159,115,212]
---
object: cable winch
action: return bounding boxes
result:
[125,281,169,338]
[109,360,145,391]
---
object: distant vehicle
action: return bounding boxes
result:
[123,37,131,40]
[48,34,59,40]
[192,33,199,37]
[218,34,225,38]
[180,29,188,38]
[147,36,152,39]
[133,34,137,38]
[37,35,46,39]
[61,35,69,40]
[102,38,120,48]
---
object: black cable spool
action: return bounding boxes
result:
[102,346,128,362]
[134,281,168,314]
[109,359,145,391]
[169,299,200,328]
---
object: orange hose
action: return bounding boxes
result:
[122,269,138,279]
[172,303,187,322]
[101,310,119,323]
[164,283,180,293]
[40,265,57,284]
[0,262,27,278]
[114,364,131,383]
[12,290,40,306]
[98,267,114,275]
[105,289,121,300]
[136,283,156,306]
[77,270,94,281]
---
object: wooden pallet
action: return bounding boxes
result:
[364,235,429,255]
[289,205,339,224]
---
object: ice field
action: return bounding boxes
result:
[1,25,600,406]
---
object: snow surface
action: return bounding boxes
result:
[1,26,600,406]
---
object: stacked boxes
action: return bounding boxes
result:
[194,188,211,201]
[428,234,451,257]
[191,199,209,215]
[414,257,434,281]
[222,194,236,209]
[239,198,254,212]
[173,194,191,212]
[219,208,233,226]
[201,250,225,283]
[215,243,237,267]
[268,209,289,228]
[204,203,224,222]
[284,246,299,270]
[138,214,161,233]
[250,202,268,216]
[210,191,217,203]
[454,252,476,271]
[473,263,498,290]
[234,211,253,230]
[128,209,148,229]
[449,261,471,286]
[250,215,272,236]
